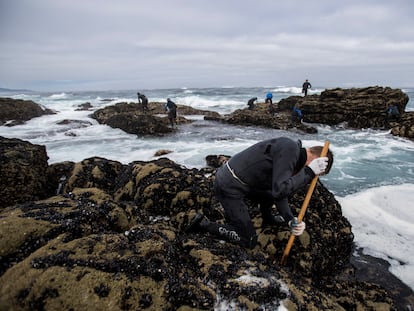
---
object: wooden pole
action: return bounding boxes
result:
[280,141,330,265]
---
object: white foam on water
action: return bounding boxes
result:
[337,183,414,290]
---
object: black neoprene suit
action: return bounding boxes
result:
[205,137,315,248]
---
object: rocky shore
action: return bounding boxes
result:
[1,136,413,310]
[1,86,414,310]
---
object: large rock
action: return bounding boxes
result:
[91,103,174,135]
[0,137,50,208]
[149,102,221,119]
[220,103,317,133]
[207,86,412,139]
[0,137,412,310]
[224,103,317,134]
[279,87,411,138]
[91,102,222,136]
[0,97,55,126]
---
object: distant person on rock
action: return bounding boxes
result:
[186,137,334,249]
[137,92,149,112]
[247,97,257,110]
[165,98,178,128]
[265,92,273,104]
[265,93,277,115]
[302,79,312,96]
[385,104,401,122]
[292,105,303,124]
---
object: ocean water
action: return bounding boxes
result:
[1,86,414,295]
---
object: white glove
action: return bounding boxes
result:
[289,217,306,236]
[307,157,328,175]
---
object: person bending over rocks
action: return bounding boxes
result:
[186,137,333,249]
[137,92,149,112]
[165,98,178,128]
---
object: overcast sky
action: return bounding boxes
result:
[1,0,414,91]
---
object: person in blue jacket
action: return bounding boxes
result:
[265,93,277,115]
[292,106,303,123]
[186,137,334,249]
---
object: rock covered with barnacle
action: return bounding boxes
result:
[0,136,409,310]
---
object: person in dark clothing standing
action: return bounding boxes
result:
[265,93,277,115]
[247,97,257,110]
[137,92,149,112]
[302,79,312,96]
[186,137,334,249]
[165,98,178,128]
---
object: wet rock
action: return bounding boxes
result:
[75,102,93,111]
[390,111,414,139]
[149,102,221,119]
[56,119,93,127]
[112,158,215,218]
[0,137,49,209]
[0,138,412,310]
[91,103,173,135]
[154,149,173,157]
[279,86,411,139]
[224,103,318,134]
[0,97,55,126]
[91,102,220,136]
[162,86,410,138]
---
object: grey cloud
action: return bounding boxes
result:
[1,0,414,90]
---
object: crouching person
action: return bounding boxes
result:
[186,137,333,249]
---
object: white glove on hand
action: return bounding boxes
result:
[289,217,306,236]
[307,157,328,175]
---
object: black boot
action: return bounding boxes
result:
[185,213,206,233]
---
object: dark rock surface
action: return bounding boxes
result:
[91,102,175,135]
[0,97,55,126]
[390,111,414,139]
[75,102,94,111]
[1,136,412,310]
[223,86,412,138]
[279,86,412,139]
[2,86,412,139]
[91,102,221,136]
[0,137,50,207]
[224,104,317,133]
[349,248,414,311]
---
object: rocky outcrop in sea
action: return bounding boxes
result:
[0,97,55,126]
[1,136,413,310]
[1,86,412,139]
[225,86,412,139]
[91,102,221,135]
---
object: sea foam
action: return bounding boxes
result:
[338,183,414,290]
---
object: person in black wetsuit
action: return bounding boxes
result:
[302,79,312,96]
[165,98,178,127]
[137,92,149,112]
[247,97,257,110]
[186,137,334,249]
